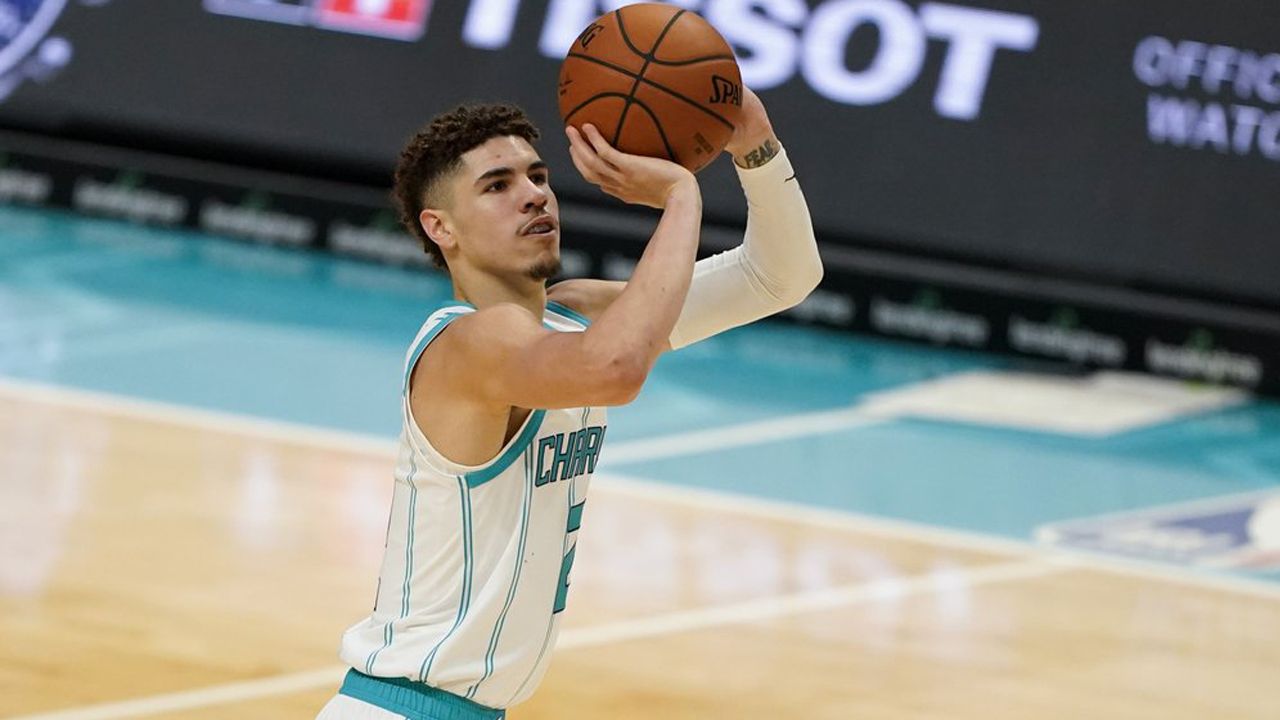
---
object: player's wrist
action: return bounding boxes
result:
[660,178,701,211]
[661,174,700,210]
[730,133,780,169]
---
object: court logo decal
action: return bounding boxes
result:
[0,0,78,102]
[1036,491,1280,572]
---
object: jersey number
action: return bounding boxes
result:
[553,502,585,614]
[553,544,576,614]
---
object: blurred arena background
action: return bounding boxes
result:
[1,1,1278,718]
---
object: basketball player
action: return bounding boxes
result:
[317,87,822,719]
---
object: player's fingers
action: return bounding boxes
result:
[569,125,622,183]
[566,125,586,157]
[565,128,600,181]
[580,124,624,170]
[567,127,620,187]
[566,125,593,158]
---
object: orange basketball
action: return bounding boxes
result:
[557,3,743,173]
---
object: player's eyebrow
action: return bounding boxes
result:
[473,161,548,186]
[474,167,513,186]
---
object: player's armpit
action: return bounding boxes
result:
[547,278,626,322]
[443,303,646,410]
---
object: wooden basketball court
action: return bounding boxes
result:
[2,385,1277,720]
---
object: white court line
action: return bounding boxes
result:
[599,472,1280,602]
[5,559,1059,720]
[3,669,348,720]
[556,558,1060,650]
[4,378,1280,719]
[3,377,1280,602]
[597,472,1036,558]
[0,378,399,457]
[603,405,890,465]
[34,322,229,362]
[0,378,887,464]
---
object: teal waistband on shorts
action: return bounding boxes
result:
[339,669,506,720]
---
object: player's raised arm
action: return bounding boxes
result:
[544,90,824,349]
[441,125,702,410]
[667,88,824,349]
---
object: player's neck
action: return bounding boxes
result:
[452,272,547,318]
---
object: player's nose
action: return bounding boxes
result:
[519,178,550,212]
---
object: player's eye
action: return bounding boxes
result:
[531,172,549,185]
[486,180,507,193]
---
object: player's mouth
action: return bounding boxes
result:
[520,215,558,238]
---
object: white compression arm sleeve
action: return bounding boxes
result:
[668,146,823,350]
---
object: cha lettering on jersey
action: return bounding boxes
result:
[535,426,606,486]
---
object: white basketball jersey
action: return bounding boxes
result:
[339,300,607,709]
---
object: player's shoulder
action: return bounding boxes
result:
[410,302,541,391]
[431,302,547,355]
[449,301,533,329]
[547,278,626,322]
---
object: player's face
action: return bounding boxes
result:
[448,136,561,280]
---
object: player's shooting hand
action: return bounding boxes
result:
[566,124,697,209]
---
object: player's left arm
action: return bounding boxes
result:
[550,88,822,347]
[665,87,822,348]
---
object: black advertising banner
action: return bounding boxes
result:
[1,1,1277,307]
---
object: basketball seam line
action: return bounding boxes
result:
[613,8,686,154]
[565,51,736,132]
[560,93,677,159]
[642,53,739,67]
[612,7,651,65]
[611,7,643,145]
[625,98,679,164]
[561,91,634,128]
[567,51,738,73]
[610,8,731,68]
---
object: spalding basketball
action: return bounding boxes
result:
[557,3,743,173]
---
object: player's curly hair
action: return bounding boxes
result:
[393,104,541,270]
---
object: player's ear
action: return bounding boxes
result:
[420,208,457,253]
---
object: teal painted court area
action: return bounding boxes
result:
[3,205,1279,581]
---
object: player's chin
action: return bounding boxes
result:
[527,249,562,281]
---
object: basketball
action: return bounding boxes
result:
[557,3,743,173]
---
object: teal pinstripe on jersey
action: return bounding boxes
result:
[416,474,474,683]
[466,447,534,700]
[362,453,419,676]
[339,301,607,709]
